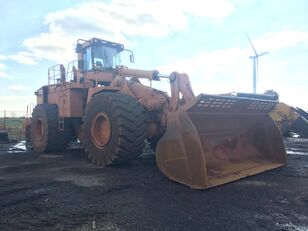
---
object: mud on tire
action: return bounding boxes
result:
[31,104,71,152]
[83,92,147,166]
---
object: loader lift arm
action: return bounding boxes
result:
[169,72,195,112]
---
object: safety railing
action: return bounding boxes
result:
[48,61,79,85]
[48,64,66,85]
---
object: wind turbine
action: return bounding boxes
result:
[246,34,269,94]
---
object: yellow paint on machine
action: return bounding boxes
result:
[156,94,287,189]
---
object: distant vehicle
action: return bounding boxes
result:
[270,102,308,138]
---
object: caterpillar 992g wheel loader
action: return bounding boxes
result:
[30,38,287,189]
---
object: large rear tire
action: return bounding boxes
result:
[83,92,147,166]
[31,104,71,152]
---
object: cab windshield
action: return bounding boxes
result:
[83,45,121,71]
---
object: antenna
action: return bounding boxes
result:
[246,33,269,93]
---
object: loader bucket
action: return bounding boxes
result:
[156,94,287,189]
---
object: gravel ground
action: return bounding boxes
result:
[0,139,307,231]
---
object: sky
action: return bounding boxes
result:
[0,0,307,116]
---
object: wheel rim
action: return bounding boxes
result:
[91,112,112,148]
[35,118,44,141]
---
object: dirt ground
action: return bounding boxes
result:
[0,139,307,231]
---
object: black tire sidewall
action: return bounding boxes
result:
[31,104,70,152]
[84,92,147,166]
[31,105,49,152]
[84,94,120,164]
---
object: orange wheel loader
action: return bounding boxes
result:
[28,38,287,189]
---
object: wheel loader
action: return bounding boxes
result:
[30,37,287,189]
[270,103,308,138]
[243,90,308,138]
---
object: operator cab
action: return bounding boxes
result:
[76,38,134,72]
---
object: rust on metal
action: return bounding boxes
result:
[156,94,287,189]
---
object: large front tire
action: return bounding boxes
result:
[83,92,147,166]
[31,104,70,152]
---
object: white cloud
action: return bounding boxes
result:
[180,0,234,21]
[157,47,252,94]
[13,0,234,64]
[252,30,308,52]
[0,72,9,78]
[9,52,38,65]
[0,63,9,79]
[0,63,6,69]
[8,85,29,91]
[0,58,9,78]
